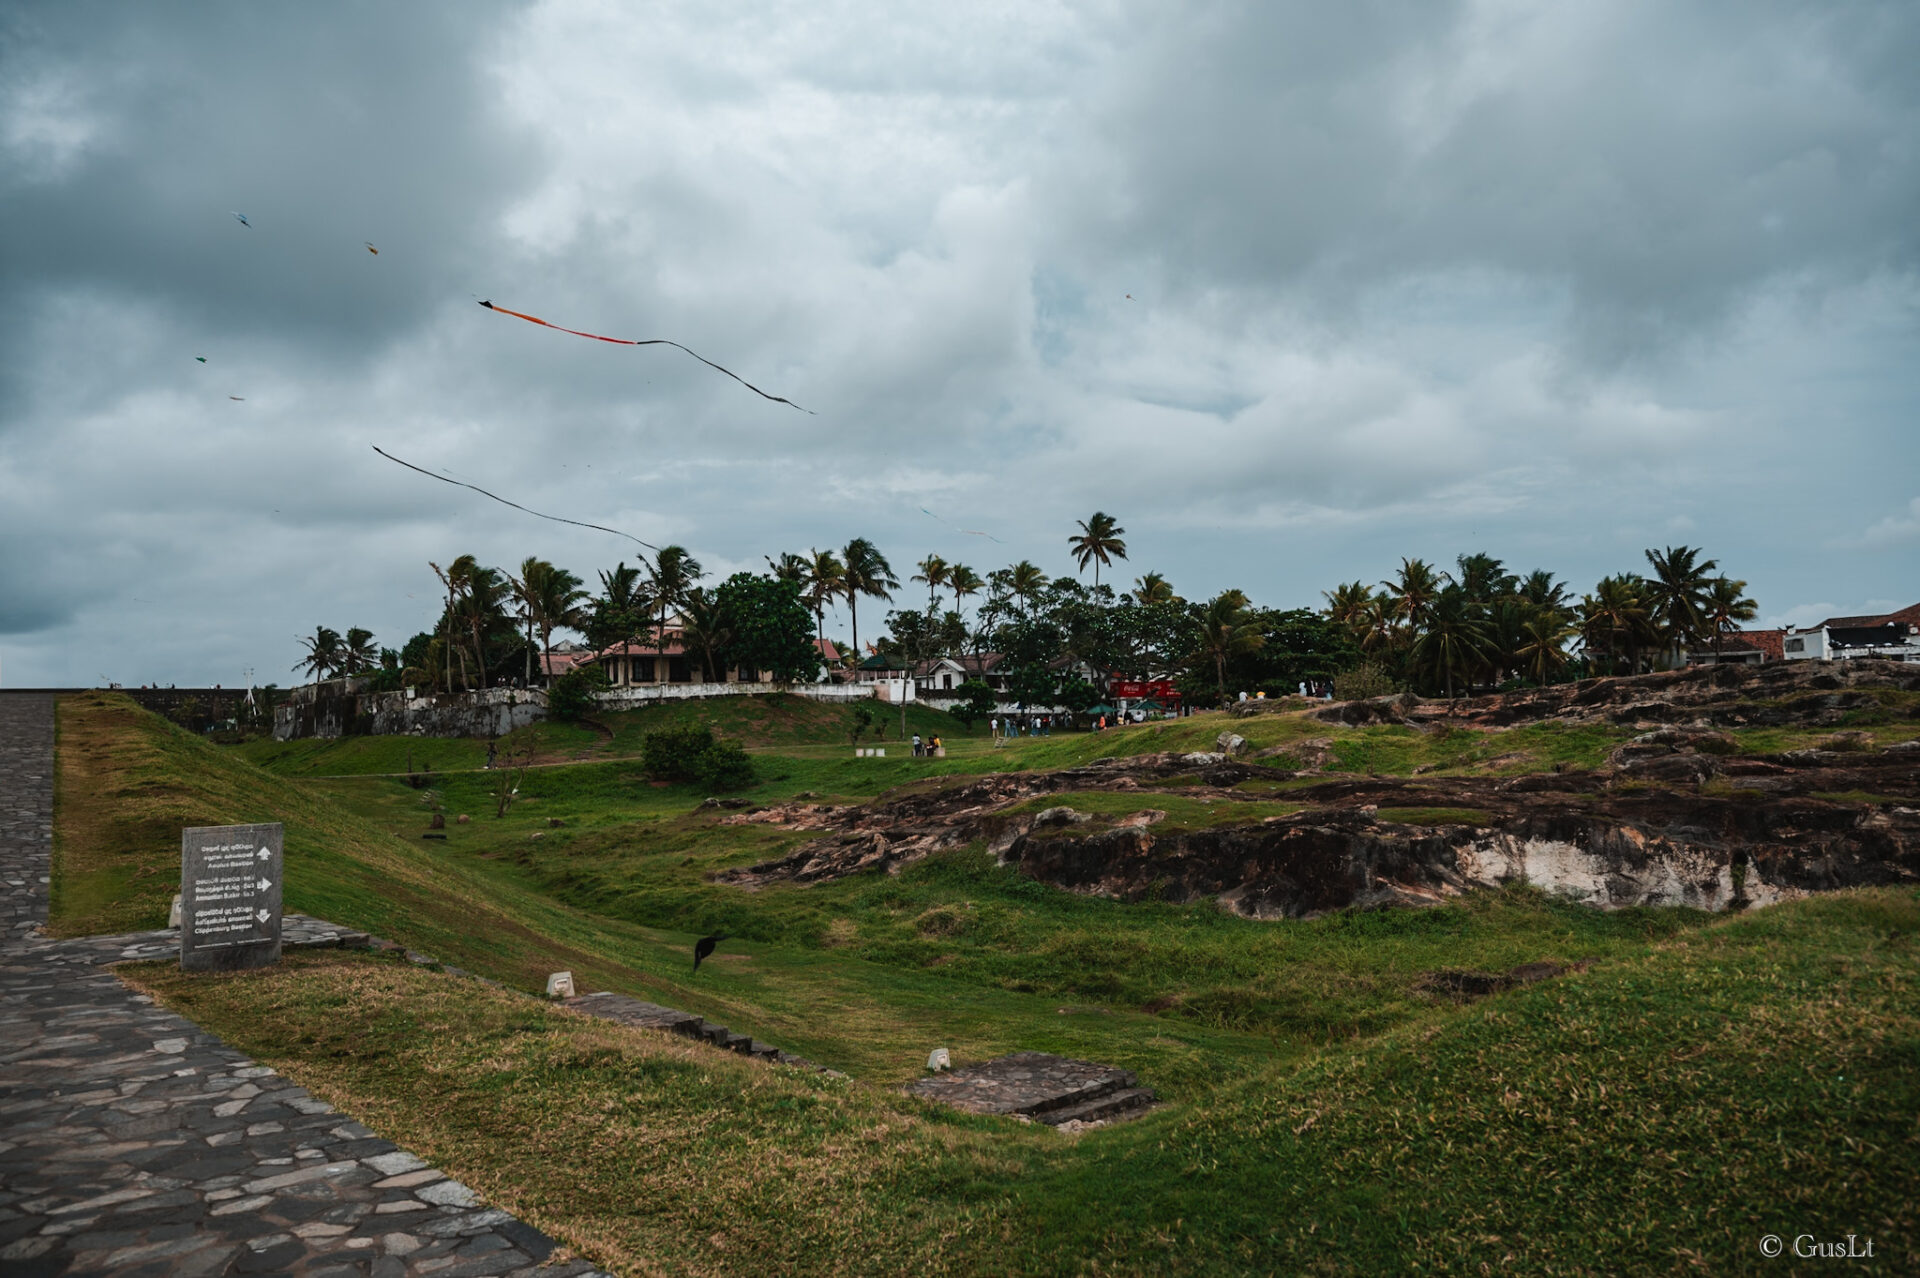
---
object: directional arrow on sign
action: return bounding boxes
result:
[257,877,273,892]
[255,907,271,923]
[257,848,271,860]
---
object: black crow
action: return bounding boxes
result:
[693,934,726,972]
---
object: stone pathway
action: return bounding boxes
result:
[0,694,611,1278]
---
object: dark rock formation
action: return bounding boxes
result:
[1310,658,1920,731]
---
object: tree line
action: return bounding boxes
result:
[295,516,1758,706]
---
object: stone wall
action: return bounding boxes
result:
[593,681,876,708]
[273,681,544,741]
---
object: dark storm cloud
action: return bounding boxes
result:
[1053,1,1920,356]
[1,0,537,378]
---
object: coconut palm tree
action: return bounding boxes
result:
[1581,575,1656,675]
[1008,560,1050,617]
[1517,612,1575,684]
[1068,512,1128,588]
[947,564,984,616]
[1193,590,1264,704]
[841,538,898,660]
[1322,580,1375,632]
[1643,545,1719,661]
[294,626,343,681]
[1452,553,1516,604]
[1134,571,1176,607]
[765,552,808,583]
[913,554,951,614]
[803,548,847,654]
[455,559,510,690]
[1411,587,1491,699]
[1382,558,1443,631]
[517,560,589,682]
[678,587,733,682]
[340,627,379,675]
[649,546,704,678]
[428,560,466,692]
[1518,569,1573,620]
[1702,576,1759,656]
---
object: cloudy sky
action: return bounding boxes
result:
[4,0,1916,686]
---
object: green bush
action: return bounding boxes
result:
[547,664,609,721]
[642,726,756,792]
[1334,662,1398,701]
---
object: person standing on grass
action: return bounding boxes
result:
[912,732,922,757]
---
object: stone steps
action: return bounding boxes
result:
[564,992,809,1068]
[1036,1086,1158,1127]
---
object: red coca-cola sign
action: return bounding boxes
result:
[1110,679,1179,700]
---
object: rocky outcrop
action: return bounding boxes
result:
[1311,658,1919,731]
[715,739,1920,917]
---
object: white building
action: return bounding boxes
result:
[1783,603,1920,663]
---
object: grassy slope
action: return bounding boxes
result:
[125,885,1920,1275]
[52,693,718,1001]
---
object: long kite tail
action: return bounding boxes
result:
[371,445,660,551]
[478,300,811,413]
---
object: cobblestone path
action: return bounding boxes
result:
[0,695,611,1278]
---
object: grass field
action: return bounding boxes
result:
[53,691,1920,1274]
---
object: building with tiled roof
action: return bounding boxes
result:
[1784,602,1920,663]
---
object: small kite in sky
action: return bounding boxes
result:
[195,356,207,363]
[372,445,660,552]
[229,396,245,401]
[476,299,810,412]
[919,505,1003,543]
[365,242,378,255]
[231,212,251,228]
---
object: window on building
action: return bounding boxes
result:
[631,656,657,683]
[1785,638,1804,653]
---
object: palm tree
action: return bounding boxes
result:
[841,538,898,660]
[678,588,733,682]
[1193,590,1264,705]
[340,627,378,675]
[1517,612,1575,684]
[1134,572,1176,607]
[1581,575,1656,675]
[765,552,808,583]
[1322,580,1374,632]
[913,554,951,614]
[1702,576,1758,656]
[1452,553,1516,604]
[294,626,343,681]
[520,560,589,682]
[947,564,984,615]
[455,559,510,689]
[1356,595,1397,657]
[428,560,465,693]
[1518,569,1573,620]
[1068,512,1128,588]
[1008,560,1049,617]
[1642,545,1719,662]
[1382,558,1443,631]
[803,548,847,655]
[649,546,704,680]
[1411,587,1490,699]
